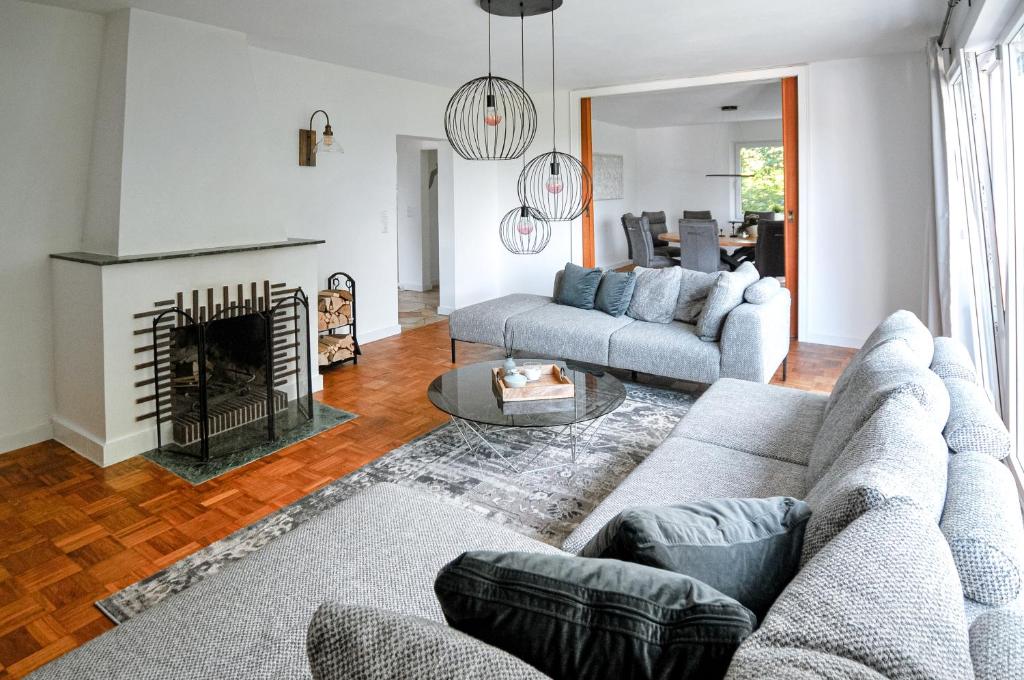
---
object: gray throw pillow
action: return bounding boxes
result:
[931,336,979,383]
[627,266,683,323]
[941,452,1023,605]
[696,262,759,341]
[306,603,550,680]
[595,270,637,318]
[943,377,1012,459]
[743,277,781,304]
[580,497,811,622]
[555,262,602,310]
[435,551,755,680]
[675,269,719,323]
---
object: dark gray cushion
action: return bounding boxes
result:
[743,277,780,305]
[696,262,759,341]
[627,266,683,324]
[944,377,1013,459]
[579,498,811,622]
[726,499,972,680]
[969,609,1024,680]
[941,452,1024,605]
[595,270,637,318]
[555,262,602,310]
[307,603,551,680]
[675,269,719,323]
[435,551,756,680]
[931,336,979,383]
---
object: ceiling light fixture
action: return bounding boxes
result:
[517,0,592,222]
[299,110,343,167]
[444,0,539,160]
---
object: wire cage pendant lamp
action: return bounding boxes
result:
[517,0,592,222]
[500,6,551,254]
[444,1,538,161]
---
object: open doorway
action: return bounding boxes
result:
[396,137,445,330]
[580,76,800,337]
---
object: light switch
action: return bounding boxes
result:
[380,210,389,233]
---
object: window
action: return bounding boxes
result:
[734,142,784,220]
[1008,25,1024,475]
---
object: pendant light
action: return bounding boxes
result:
[500,6,551,254]
[517,0,592,222]
[444,1,538,161]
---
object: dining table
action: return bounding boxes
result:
[659,233,757,248]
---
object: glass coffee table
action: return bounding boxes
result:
[427,359,626,473]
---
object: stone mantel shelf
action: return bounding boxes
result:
[50,238,325,266]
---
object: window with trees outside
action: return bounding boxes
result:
[734,142,784,219]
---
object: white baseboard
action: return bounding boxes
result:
[0,420,54,455]
[360,324,402,344]
[800,332,862,349]
[399,283,429,292]
[436,305,454,316]
[601,260,632,271]
[51,416,105,466]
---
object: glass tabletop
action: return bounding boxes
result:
[427,360,626,428]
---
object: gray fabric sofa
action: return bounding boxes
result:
[448,268,791,384]
[32,313,1024,679]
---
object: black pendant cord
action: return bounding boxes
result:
[521,5,527,175]
[550,0,557,152]
[487,0,493,77]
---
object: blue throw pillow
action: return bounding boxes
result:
[435,551,755,680]
[555,262,602,310]
[580,497,811,622]
[594,270,637,317]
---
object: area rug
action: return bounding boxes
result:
[141,402,357,484]
[97,381,696,623]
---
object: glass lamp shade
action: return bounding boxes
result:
[317,126,343,154]
[445,75,537,160]
[500,205,551,254]
[517,150,592,222]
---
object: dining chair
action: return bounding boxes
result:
[754,220,786,278]
[641,211,681,258]
[683,210,713,220]
[624,215,676,269]
[677,219,723,273]
[621,212,636,260]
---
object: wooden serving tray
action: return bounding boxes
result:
[491,364,575,402]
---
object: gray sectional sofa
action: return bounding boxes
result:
[32,312,1024,679]
[448,268,792,384]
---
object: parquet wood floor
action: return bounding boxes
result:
[0,320,853,677]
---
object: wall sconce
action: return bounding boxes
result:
[299,109,343,166]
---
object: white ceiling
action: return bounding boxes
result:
[592,80,782,129]
[30,0,945,90]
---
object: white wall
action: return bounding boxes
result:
[591,121,638,269]
[804,51,933,347]
[396,136,426,291]
[0,0,104,453]
[633,119,783,230]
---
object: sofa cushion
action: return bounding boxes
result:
[505,302,634,365]
[931,336,979,383]
[627,266,683,323]
[555,262,602,310]
[435,551,756,680]
[448,294,551,347]
[696,262,759,341]
[806,339,950,488]
[675,379,827,466]
[675,269,719,323]
[594,270,636,318]
[29,484,562,680]
[726,499,972,680]
[743,277,780,304]
[969,609,1024,680]
[563,438,807,555]
[608,320,720,383]
[826,310,935,418]
[580,498,811,621]
[944,377,1013,459]
[942,452,1024,606]
[801,394,948,562]
[306,603,551,680]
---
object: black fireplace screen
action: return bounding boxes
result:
[152,290,313,461]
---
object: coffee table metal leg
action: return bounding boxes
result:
[449,414,609,474]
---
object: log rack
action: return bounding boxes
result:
[318,271,361,369]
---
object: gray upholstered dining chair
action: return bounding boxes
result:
[678,219,724,273]
[755,220,786,278]
[641,211,681,258]
[624,214,676,269]
[683,210,713,220]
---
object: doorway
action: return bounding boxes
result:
[396,137,445,330]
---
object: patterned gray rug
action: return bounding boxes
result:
[96,381,697,624]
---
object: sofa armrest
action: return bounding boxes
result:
[719,287,791,383]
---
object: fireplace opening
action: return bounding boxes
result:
[152,291,313,462]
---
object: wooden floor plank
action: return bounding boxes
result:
[0,320,853,676]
